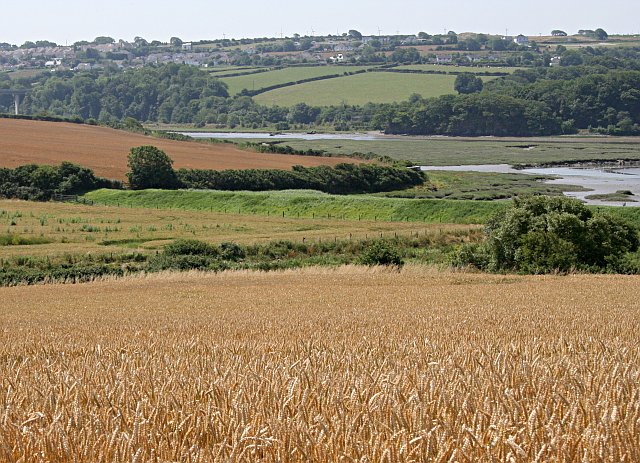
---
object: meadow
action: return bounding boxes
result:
[269,136,640,166]
[1,267,639,461]
[0,198,477,259]
[220,65,372,96]
[253,72,471,106]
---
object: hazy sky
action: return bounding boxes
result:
[3,0,639,45]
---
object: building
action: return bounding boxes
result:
[514,35,529,45]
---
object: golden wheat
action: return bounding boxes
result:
[1,267,639,462]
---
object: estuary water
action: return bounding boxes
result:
[420,164,640,206]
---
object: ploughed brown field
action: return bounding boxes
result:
[1,267,639,461]
[0,119,357,180]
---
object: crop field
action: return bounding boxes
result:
[0,198,475,260]
[272,137,640,166]
[220,66,373,95]
[0,119,358,180]
[394,64,522,74]
[1,267,639,461]
[254,72,475,106]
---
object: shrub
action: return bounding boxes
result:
[164,239,218,257]
[458,196,639,274]
[359,241,404,267]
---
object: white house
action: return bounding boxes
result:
[181,42,193,51]
[514,34,529,45]
[45,58,62,67]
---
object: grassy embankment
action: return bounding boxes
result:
[85,189,503,224]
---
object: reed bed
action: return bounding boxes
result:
[1,267,639,462]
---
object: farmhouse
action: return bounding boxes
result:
[514,34,529,45]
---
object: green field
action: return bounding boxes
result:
[394,64,522,74]
[263,137,640,166]
[254,72,481,106]
[220,66,372,95]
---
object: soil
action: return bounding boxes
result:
[0,119,358,180]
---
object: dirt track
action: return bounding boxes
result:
[0,119,356,180]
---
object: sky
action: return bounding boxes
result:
[3,0,639,45]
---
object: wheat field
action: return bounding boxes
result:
[1,267,639,462]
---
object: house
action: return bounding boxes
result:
[550,56,562,67]
[181,42,193,51]
[45,58,62,67]
[514,34,529,45]
[329,53,344,63]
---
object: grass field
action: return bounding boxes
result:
[2,267,639,461]
[394,64,522,74]
[272,137,640,166]
[0,119,358,180]
[0,198,476,260]
[220,66,372,95]
[254,72,476,106]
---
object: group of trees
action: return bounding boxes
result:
[127,145,425,194]
[0,162,121,201]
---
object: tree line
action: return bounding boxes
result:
[0,162,122,201]
[2,45,640,136]
[127,145,425,194]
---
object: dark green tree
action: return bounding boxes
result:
[127,146,178,190]
[454,73,484,94]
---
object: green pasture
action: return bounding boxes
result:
[254,72,474,106]
[221,66,372,95]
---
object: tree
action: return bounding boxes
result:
[127,146,178,189]
[595,28,609,40]
[93,36,115,45]
[454,73,484,94]
[551,30,567,36]
[348,30,363,40]
[170,37,183,47]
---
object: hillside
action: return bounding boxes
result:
[0,119,357,180]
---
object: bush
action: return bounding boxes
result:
[358,241,404,267]
[164,239,219,257]
[456,196,639,273]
